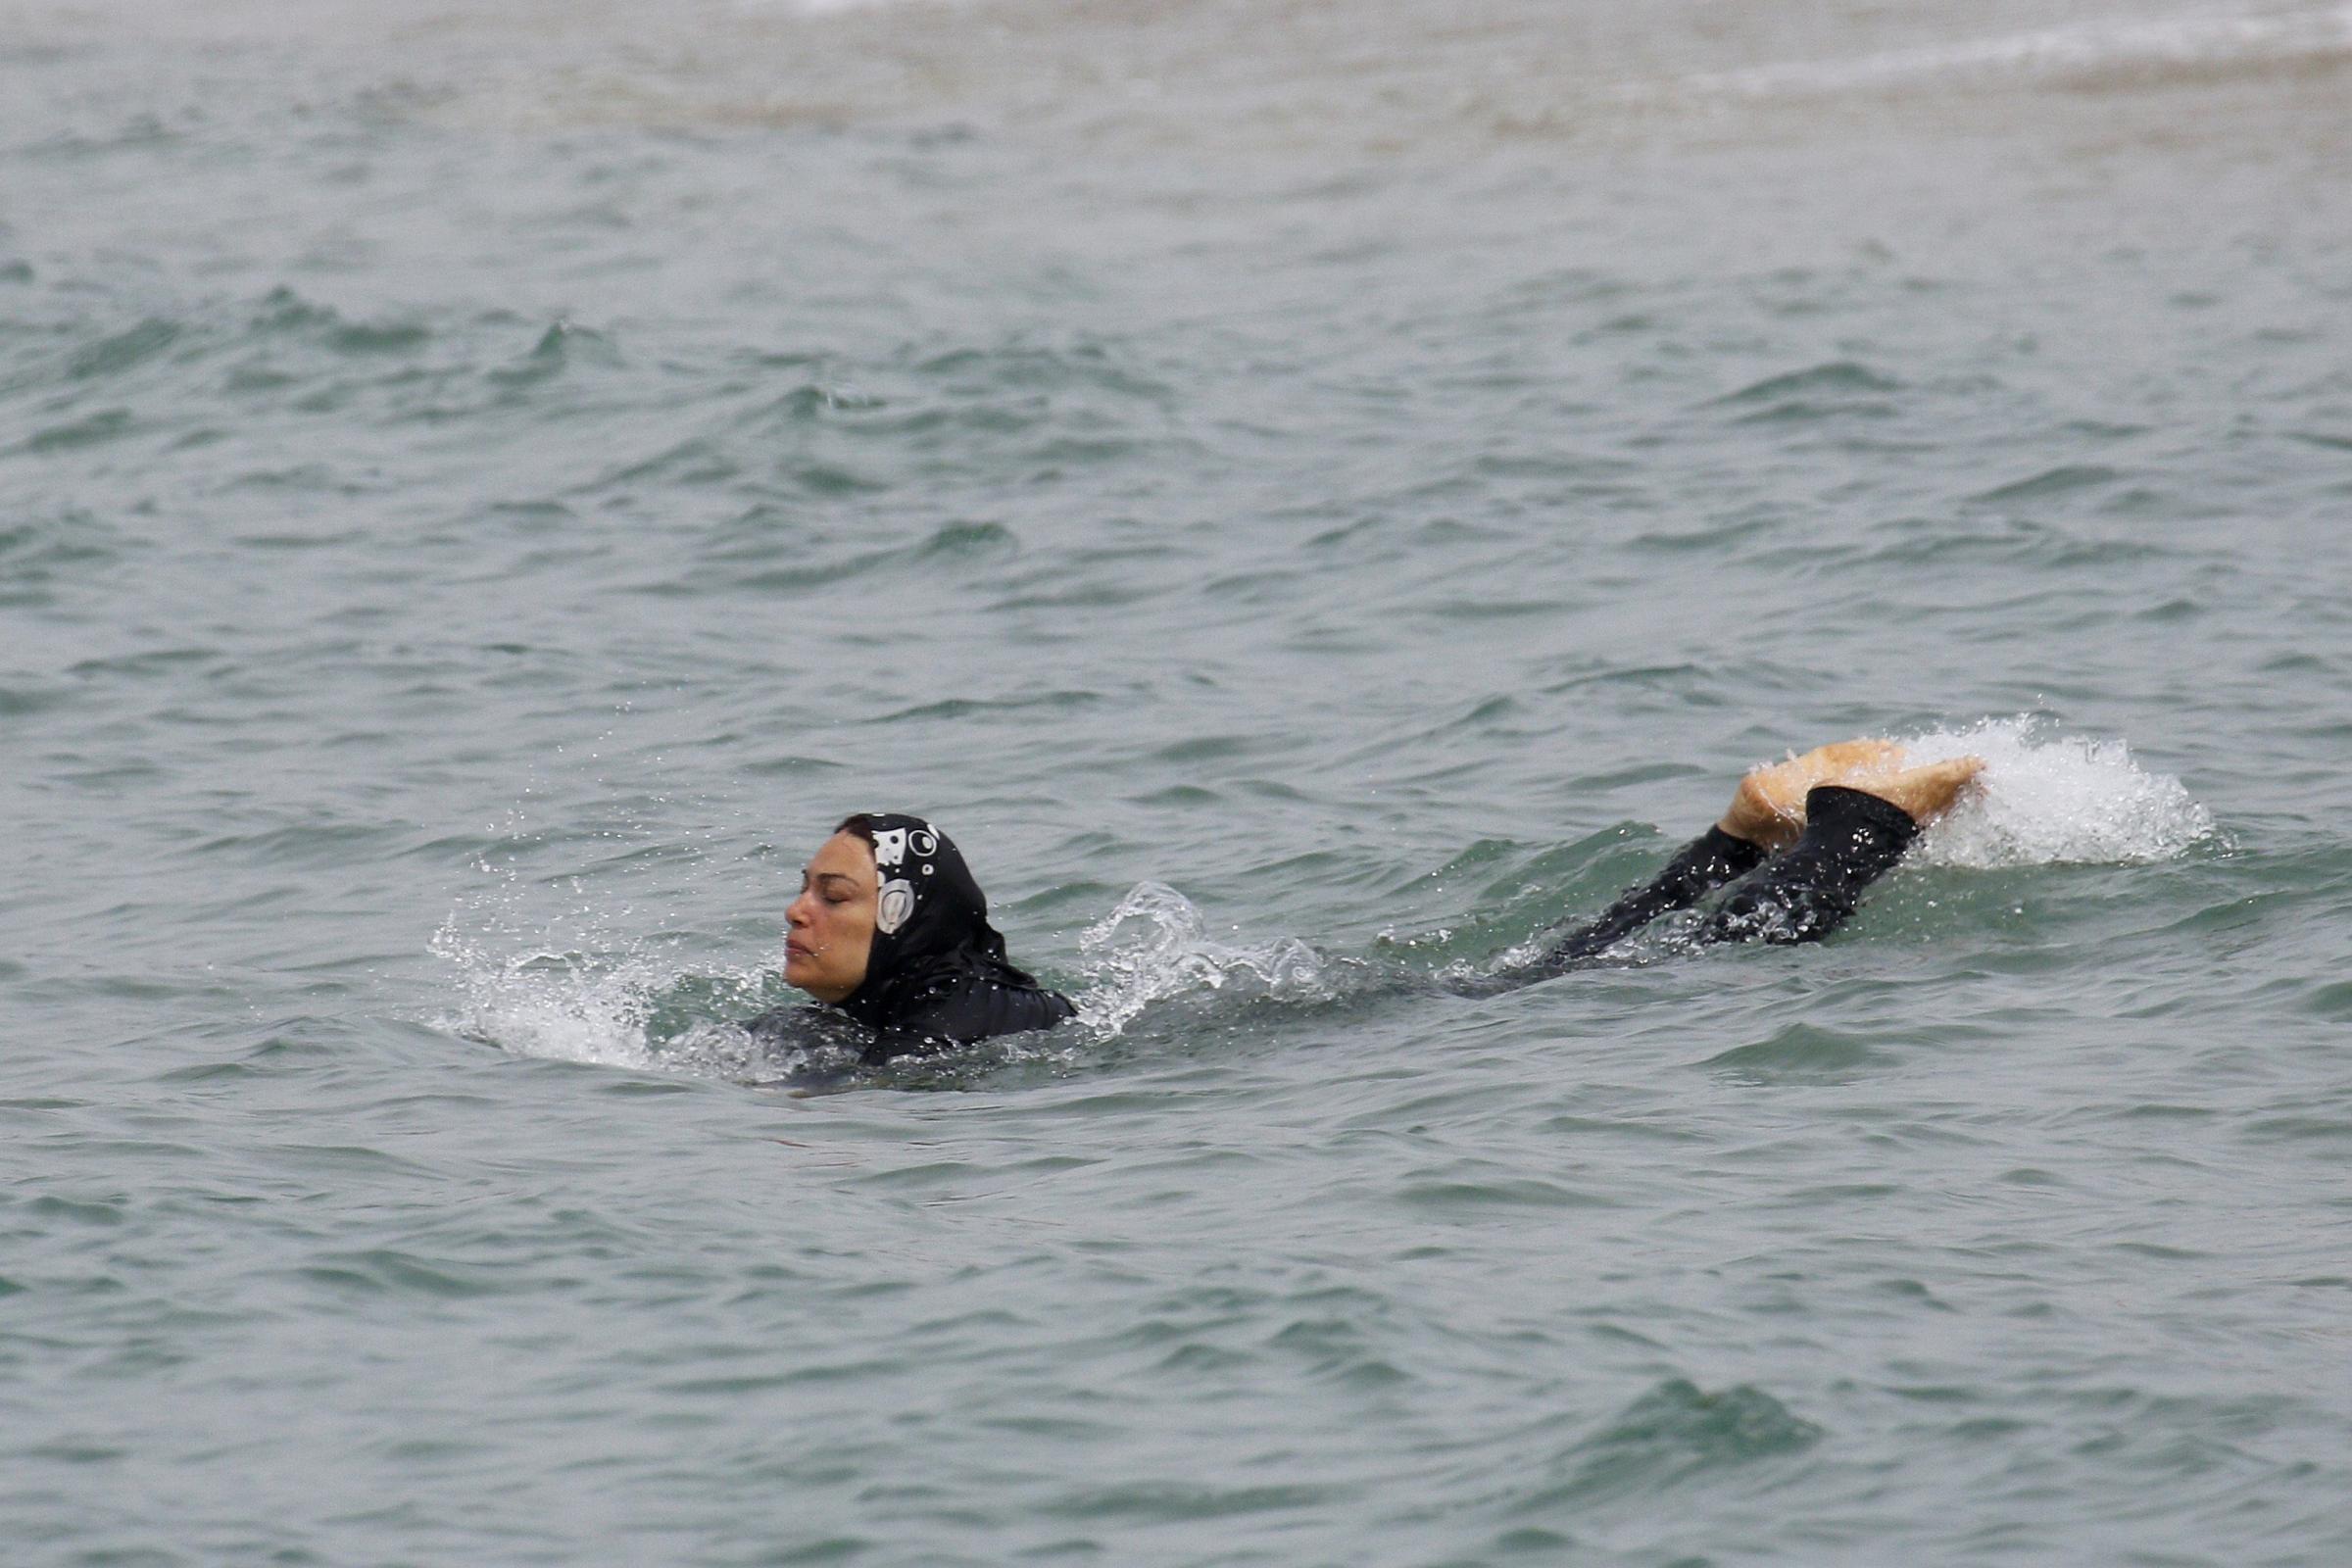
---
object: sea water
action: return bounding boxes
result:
[5,1,2350,1562]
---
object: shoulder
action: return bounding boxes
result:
[743,1004,805,1041]
[879,971,1077,1055]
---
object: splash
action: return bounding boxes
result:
[429,918,782,1078]
[1893,716,2215,869]
[1074,882,1338,1036]
[422,761,811,1078]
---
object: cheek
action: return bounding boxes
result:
[821,909,863,956]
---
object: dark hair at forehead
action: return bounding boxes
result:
[833,812,880,846]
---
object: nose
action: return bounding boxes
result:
[786,889,813,928]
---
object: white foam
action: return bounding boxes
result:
[433,923,647,1068]
[428,911,774,1078]
[1074,881,1335,1036]
[1894,716,2216,869]
[1653,2,2352,102]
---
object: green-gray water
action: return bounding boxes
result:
[6,1,2350,1562]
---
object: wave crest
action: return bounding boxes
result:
[1074,882,1336,1035]
[1659,4,2352,102]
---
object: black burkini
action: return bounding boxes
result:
[745,813,1077,1067]
[1525,782,1921,977]
[747,786,1919,1067]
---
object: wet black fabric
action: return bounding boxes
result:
[1543,824,1770,966]
[745,814,1075,1066]
[1696,785,1919,944]
[1506,784,1923,986]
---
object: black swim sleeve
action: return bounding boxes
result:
[1464,784,1924,997]
[859,979,1079,1066]
[1695,784,1919,946]
[1539,823,1770,967]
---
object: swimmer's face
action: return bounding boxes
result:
[784,830,877,1004]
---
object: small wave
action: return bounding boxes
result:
[1898,716,2216,868]
[1074,882,1339,1036]
[732,0,922,13]
[1965,465,2124,506]
[1714,361,1903,405]
[1655,2,2352,102]
[1545,1379,1824,1505]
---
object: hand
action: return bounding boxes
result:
[1849,756,1984,826]
[1719,738,1906,852]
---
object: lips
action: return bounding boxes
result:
[785,940,814,961]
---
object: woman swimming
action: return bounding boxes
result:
[746,742,1983,1065]
[743,812,1077,1066]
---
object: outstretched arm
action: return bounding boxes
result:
[1540,823,1768,966]
[1516,747,1981,979]
[1534,738,1909,968]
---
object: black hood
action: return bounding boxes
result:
[832,813,1039,1029]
